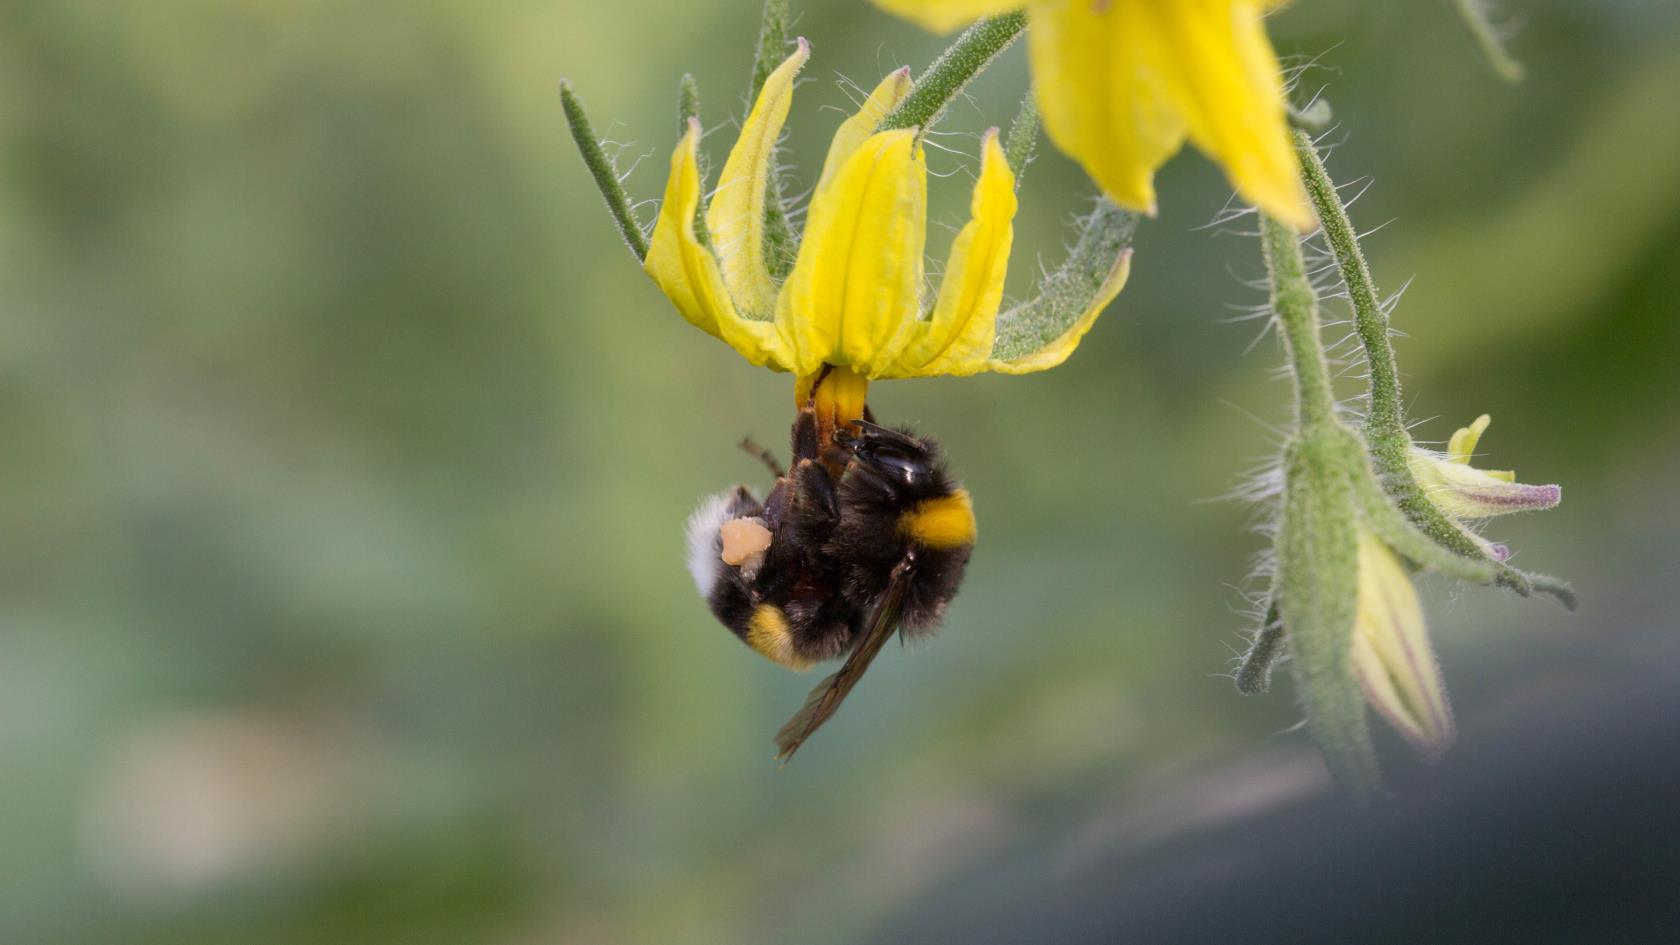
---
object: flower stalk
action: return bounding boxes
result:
[1261,208,1379,794]
[1262,212,1337,429]
[1292,128,1574,607]
[1240,120,1573,797]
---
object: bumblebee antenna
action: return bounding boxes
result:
[738,437,786,478]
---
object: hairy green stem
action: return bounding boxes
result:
[1293,129,1533,580]
[1261,202,1381,797]
[1293,129,1403,437]
[1260,212,1336,429]
[1449,0,1526,83]
[877,12,1027,134]
[559,79,648,261]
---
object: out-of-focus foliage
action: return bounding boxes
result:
[1,1,1677,943]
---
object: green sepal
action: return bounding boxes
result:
[876,13,1027,136]
[676,74,711,248]
[1003,91,1039,185]
[990,201,1137,362]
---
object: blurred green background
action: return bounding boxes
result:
[3,0,1679,942]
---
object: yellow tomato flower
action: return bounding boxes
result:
[642,40,1131,409]
[1350,530,1455,761]
[870,0,1313,229]
[1409,414,1563,524]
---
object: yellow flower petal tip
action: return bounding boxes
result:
[705,37,811,318]
[1351,532,1456,761]
[816,66,915,197]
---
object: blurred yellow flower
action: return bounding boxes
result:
[642,41,1130,401]
[870,0,1313,229]
[1350,530,1455,760]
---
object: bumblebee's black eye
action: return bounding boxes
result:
[861,444,926,485]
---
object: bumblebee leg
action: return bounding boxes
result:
[725,485,764,518]
[759,460,838,590]
[791,407,820,463]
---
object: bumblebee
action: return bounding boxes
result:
[684,380,975,761]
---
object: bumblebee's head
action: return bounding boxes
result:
[835,421,949,500]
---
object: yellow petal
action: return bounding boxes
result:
[886,129,1017,377]
[705,38,809,318]
[1446,414,1492,465]
[1029,0,1187,216]
[986,249,1131,374]
[816,67,914,198]
[644,120,792,369]
[1030,0,1310,229]
[776,130,927,377]
[1352,531,1455,760]
[867,0,1023,34]
[1145,0,1310,228]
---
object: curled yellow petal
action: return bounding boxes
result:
[706,38,809,318]
[1151,0,1310,229]
[986,249,1131,375]
[1351,531,1455,761]
[816,67,914,198]
[866,0,1023,34]
[1028,0,1310,228]
[776,129,927,377]
[886,129,1017,378]
[644,120,791,369]
[1028,0,1185,216]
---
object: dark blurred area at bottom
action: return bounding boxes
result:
[869,651,1680,945]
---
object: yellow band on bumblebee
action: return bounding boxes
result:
[747,604,814,671]
[899,489,976,550]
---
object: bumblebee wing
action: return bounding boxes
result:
[773,556,914,763]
